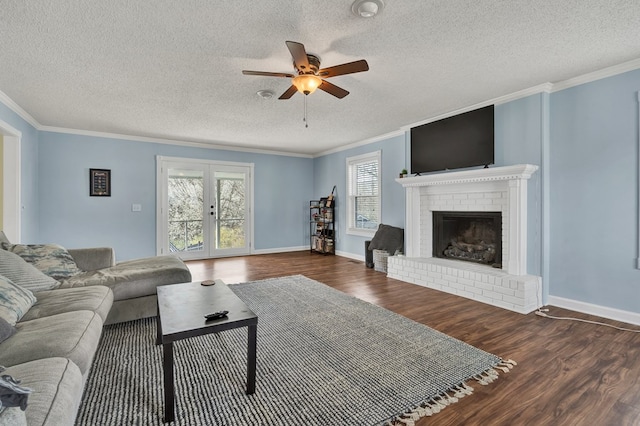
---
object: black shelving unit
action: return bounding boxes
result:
[310,199,335,255]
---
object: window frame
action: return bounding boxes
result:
[345,150,381,237]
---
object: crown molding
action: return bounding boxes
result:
[400,57,640,132]
[550,57,640,92]
[313,129,405,158]
[402,84,555,131]
[38,125,313,158]
[0,90,40,129]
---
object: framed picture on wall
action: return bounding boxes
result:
[90,168,111,196]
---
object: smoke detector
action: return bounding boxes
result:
[351,0,384,18]
[256,90,274,99]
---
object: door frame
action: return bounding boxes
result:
[156,155,254,259]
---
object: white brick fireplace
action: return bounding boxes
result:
[387,164,542,314]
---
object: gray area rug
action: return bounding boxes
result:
[76,275,514,425]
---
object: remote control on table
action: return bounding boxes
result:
[204,310,228,320]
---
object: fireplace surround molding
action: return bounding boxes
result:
[390,164,541,314]
[398,164,538,275]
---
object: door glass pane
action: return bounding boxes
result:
[168,168,204,253]
[216,172,245,249]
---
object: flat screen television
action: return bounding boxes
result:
[410,105,494,174]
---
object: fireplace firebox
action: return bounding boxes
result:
[432,211,502,267]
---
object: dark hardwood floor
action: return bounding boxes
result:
[186,251,640,426]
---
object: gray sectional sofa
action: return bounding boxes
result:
[1,286,113,425]
[0,232,192,425]
[62,246,192,325]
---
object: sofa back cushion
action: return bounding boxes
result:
[0,249,60,292]
[2,243,83,281]
[0,274,37,326]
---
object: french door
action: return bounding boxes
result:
[157,157,253,259]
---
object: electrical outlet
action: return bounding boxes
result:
[132,204,142,212]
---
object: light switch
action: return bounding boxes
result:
[132,204,142,212]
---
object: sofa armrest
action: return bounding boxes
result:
[68,247,116,271]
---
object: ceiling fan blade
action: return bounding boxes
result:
[318,60,369,78]
[278,85,298,100]
[242,70,294,78]
[285,41,311,73]
[318,80,349,99]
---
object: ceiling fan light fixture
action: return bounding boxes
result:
[292,74,322,95]
[351,0,384,18]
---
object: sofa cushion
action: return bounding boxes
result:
[22,286,113,323]
[0,274,37,326]
[2,243,83,281]
[3,358,83,426]
[67,247,115,271]
[0,311,103,376]
[59,255,192,301]
[0,317,17,343]
[0,249,60,292]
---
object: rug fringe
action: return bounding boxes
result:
[388,357,516,426]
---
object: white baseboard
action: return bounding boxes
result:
[336,251,365,262]
[547,295,640,326]
[254,247,366,263]
[252,246,307,255]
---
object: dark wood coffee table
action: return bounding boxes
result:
[156,280,258,423]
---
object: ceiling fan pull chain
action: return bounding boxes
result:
[304,95,309,128]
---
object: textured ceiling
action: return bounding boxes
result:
[1,0,640,156]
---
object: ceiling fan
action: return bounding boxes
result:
[242,41,369,100]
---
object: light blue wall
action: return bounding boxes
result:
[36,132,313,260]
[313,134,407,257]
[495,94,546,278]
[0,103,40,241]
[252,153,313,250]
[549,69,640,313]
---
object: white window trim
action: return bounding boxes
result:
[346,150,381,237]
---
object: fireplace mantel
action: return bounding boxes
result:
[396,164,539,188]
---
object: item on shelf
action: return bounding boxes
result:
[326,186,336,207]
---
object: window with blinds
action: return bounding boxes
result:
[346,151,381,236]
